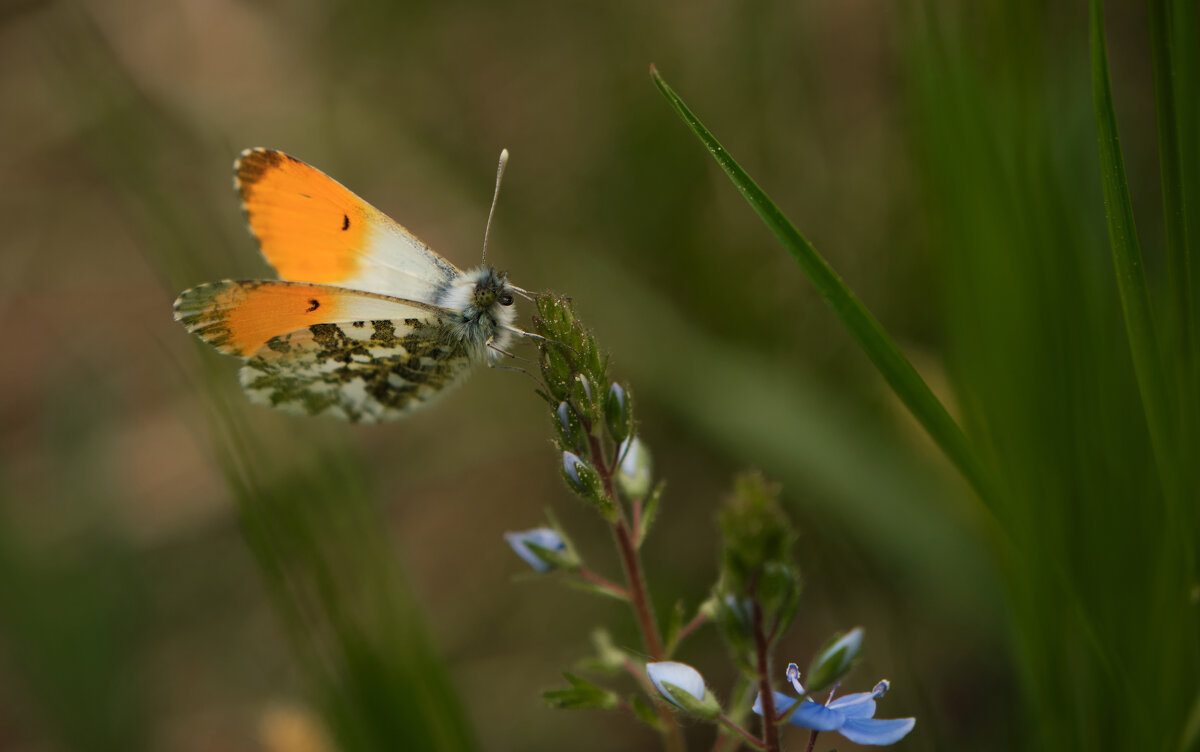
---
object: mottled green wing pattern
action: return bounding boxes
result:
[238,316,476,423]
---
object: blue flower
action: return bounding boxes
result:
[504,527,567,573]
[753,673,915,746]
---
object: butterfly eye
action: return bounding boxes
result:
[499,293,514,306]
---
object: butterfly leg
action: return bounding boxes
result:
[501,325,579,356]
[488,341,536,366]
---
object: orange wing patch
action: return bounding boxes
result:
[236,149,375,284]
[173,280,448,358]
[174,280,348,356]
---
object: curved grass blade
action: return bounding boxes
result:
[1088,0,1179,495]
[1148,0,1194,347]
[649,65,999,512]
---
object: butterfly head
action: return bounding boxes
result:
[436,266,517,354]
[471,267,515,311]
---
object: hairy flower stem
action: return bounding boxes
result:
[589,432,666,658]
[612,520,664,656]
[752,600,781,752]
[588,431,683,752]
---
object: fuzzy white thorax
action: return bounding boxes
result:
[435,265,517,359]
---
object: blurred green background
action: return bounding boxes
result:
[1,0,1194,750]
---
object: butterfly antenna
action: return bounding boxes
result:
[481,148,510,266]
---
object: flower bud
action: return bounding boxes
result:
[572,374,599,423]
[717,471,796,594]
[504,527,576,572]
[805,626,864,693]
[561,452,616,521]
[554,401,588,454]
[756,561,802,635]
[615,436,653,499]
[604,382,634,443]
[540,345,573,401]
[714,592,756,671]
[645,661,720,719]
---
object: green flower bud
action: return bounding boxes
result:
[614,436,653,499]
[541,345,573,401]
[806,626,864,694]
[573,374,599,423]
[604,382,634,443]
[756,561,802,635]
[554,401,588,454]
[714,589,756,671]
[561,452,616,521]
[718,471,796,593]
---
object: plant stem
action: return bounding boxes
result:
[588,430,682,751]
[803,730,819,752]
[716,713,767,750]
[579,567,631,599]
[752,600,781,752]
[612,520,666,657]
[589,431,667,659]
[670,610,710,654]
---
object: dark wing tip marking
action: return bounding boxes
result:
[234,148,285,193]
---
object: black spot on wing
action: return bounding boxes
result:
[306,298,320,312]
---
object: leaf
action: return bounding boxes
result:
[636,480,666,549]
[649,65,999,513]
[662,599,686,656]
[1088,0,1179,494]
[629,694,663,730]
[542,673,619,711]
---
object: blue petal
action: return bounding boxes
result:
[788,700,846,731]
[838,717,916,745]
[752,691,794,715]
[828,691,877,719]
[752,692,848,732]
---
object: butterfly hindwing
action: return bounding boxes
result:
[174,279,478,423]
[235,148,460,302]
[238,317,475,423]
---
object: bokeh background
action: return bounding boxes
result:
[1,1,1192,750]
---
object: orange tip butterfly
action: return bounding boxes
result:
[174,148,531,423]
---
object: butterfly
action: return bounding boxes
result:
[174,147,529,423]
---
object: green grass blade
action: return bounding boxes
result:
[1169,0,1200,355]
[1088,0,1178,492]
[1148,0,1194,346]
[649,65,998,511]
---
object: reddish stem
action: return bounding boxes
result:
[579,567,631,599]
[585,424,680,751]
[752,600,781,752]
[671,610,710,654]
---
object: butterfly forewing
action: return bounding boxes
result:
[235,148,460,302]
[173,279,450,357]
